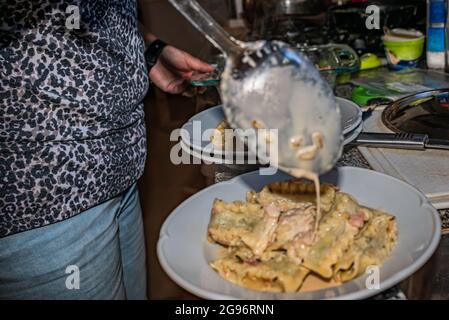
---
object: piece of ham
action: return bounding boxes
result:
[275,206,316,244]
[244,258,259,266]
[349,210,365,228]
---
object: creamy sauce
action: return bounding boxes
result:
[284,168,321,238]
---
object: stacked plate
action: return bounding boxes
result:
[180,97,363,164]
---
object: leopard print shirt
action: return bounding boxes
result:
[0,1,149,237]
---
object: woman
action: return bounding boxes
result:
[0,0,213,299]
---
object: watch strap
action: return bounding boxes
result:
[145,39,167,71]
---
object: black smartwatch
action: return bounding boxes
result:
[144,39,167,72]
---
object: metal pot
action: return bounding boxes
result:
[273,0,326,16]
[243,0,325,25]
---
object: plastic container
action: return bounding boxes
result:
[382,30,426,70]
[297,43,360,88]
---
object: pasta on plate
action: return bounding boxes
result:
[207,180,397,293]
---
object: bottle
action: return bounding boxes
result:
[427,0,446,69]
[446,0,449,70]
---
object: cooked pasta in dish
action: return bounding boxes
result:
[210,120,229,149]
[207,180,397,293]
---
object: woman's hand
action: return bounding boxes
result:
[149,45,214,94]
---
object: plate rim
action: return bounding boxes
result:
[181,105,247,157]
[340,98,363,135]
[343,121,364,146]
[179,140,241,164]
[157,166,441,300]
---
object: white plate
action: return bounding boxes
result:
[180,123,364,164]
[181,98,362,156]
[339,98,363,135]
[157,167,441,300]
[343,121,363,146]
[179,140,239,165]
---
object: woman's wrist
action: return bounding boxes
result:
[143,33,158,50]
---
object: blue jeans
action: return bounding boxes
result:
[0,184,147,299]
